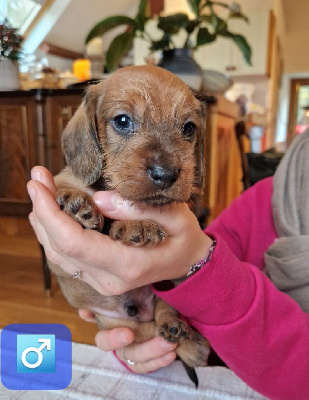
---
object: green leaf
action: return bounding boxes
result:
[210,1,230,8]
[196,27,216,47]
[157,13,189,34]
[231,34,252,65]
[199,14,213,24]
[85,16,136,44]
[211,15,227,33]
[135,0,149,31]
[221,32,252,65]
[137,0,148,16]
[150,34,172,51]
[228,12,249,24]
[105,31,134,72]
[185,19,201,34]
[135,13,149,31]
[187,0,203,16]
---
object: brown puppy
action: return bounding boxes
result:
[49,65,210,382]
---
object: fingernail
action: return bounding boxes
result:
[27,183,37,200]
[163,352,176,362]
[160,338,177,350]
[117,330,130,345]
[94,192,130,212]
[111,193,125,209]
[31,167,41,181]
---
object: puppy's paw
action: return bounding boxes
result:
[159,319,191,343]
[109,220,165,247]
[176,331,210,368]
[56,188,104,231]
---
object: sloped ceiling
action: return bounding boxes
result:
[45,0,140,53]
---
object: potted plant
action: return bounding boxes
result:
[0,18,23,90]
[85,0,251,76]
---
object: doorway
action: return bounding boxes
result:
[287,78,309,146]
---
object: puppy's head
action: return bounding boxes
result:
[62,65,205,206]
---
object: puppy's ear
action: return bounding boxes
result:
[62,82,104,185]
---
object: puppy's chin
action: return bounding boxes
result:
[104,179,194,207]
[118,187,194,208]
[137,194,185,208]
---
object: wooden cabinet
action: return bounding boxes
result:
[0,89,83,217]
[0,95,36,217]
[44,95,82,176]
[201,95,243,223]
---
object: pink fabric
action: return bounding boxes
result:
[153,177,309,400]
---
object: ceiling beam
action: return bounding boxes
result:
[39,42,83,59]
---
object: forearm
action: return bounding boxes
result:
[153,233,309,399]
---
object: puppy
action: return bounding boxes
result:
[49,65,210,385]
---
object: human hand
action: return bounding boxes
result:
[79,308,177,373]
[27,166,213,296]
[97,327,177,373]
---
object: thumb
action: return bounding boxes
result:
[93,191,192,234]
[31,166,57,196]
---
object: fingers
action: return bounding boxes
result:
[27,179,144,295]
[95,328,135,351]
[27,180,116,268]
[78,309,96,323]
[31,166,57,195]
[115,337,177,374]
[28,179,82,240]
[96,329,177,374]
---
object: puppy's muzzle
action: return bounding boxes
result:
[147,164,180,190]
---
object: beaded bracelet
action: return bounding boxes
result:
[171,239,216,286]
[187,239,217,277]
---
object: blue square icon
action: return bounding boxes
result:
[1,324,72,390]
[17,334,56,373]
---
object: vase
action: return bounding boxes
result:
[157,48,202,92]
[0,59,20,90]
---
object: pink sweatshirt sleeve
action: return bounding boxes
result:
[153,178,309,400]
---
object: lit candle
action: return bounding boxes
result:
[73,59,91,81]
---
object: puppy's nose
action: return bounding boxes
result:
[147,165,180,189]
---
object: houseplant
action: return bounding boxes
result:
[0,19,23,90]
[85,0,251,74]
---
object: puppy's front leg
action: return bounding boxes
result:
[155,297,191,343]
[155,298,210,368]
[54,167,104,231]
[110,220,166,247]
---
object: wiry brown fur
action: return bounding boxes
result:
[49,65,210,373]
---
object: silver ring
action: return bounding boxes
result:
[72,270,82,279]
[122,348,135,366]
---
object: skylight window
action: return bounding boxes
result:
[4,0,45,34]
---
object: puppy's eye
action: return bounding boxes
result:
[113,114,133,135]
[182,121,196,139]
